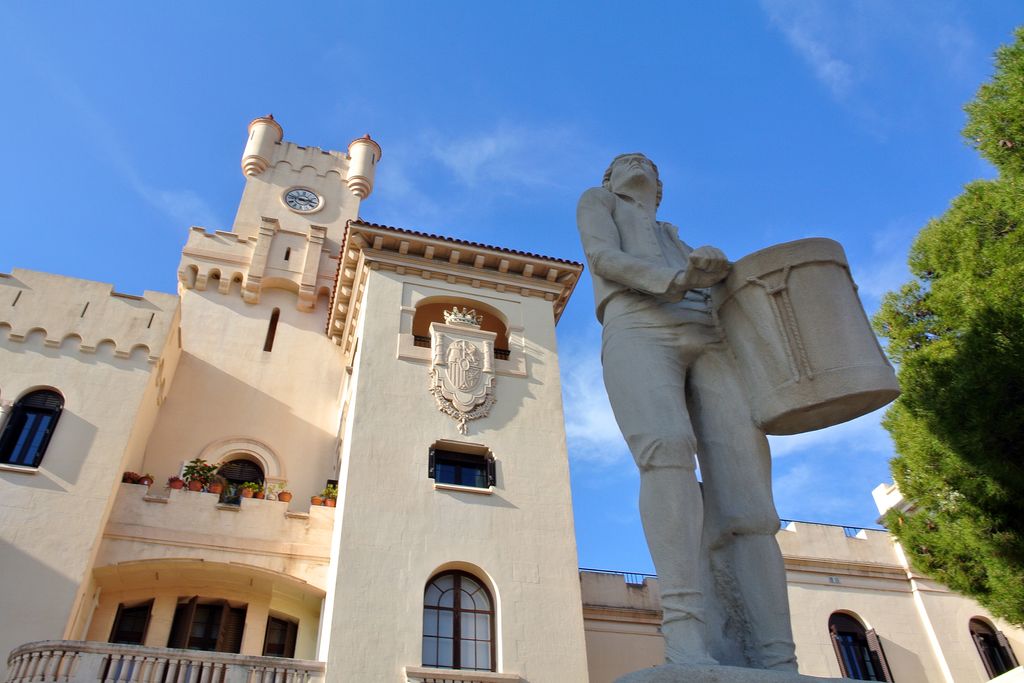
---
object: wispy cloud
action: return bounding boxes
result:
[760,0,977,109]
[848,219,918,310]
[560,330,631,467]
[8,40,222,230]
[760,0,855,99]
[768,408,894,459]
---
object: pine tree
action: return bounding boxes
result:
[873,28,1024,625]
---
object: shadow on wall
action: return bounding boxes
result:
[143,353,336,497]
[874,633,929,683]
[0,539,80,665]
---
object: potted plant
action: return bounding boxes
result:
[167,475,185,490]
[182,458,217,492]
[239,481,262,499]
[137,473,154,487]
[310,493,323,506]
[122,471,141,484]
[322,484,338,508]
[206,475,225,495]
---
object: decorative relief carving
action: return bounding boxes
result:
[428,315,496,434]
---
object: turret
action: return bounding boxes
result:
[241,114,284,177]
[346,134,382,198]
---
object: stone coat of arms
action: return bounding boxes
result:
[429,308,497,434]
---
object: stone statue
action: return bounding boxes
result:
[577,153,798,673]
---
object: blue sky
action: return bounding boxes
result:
[2,2,1021,573]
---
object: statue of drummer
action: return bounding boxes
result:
[576,153,798,672]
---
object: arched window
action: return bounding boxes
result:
[970,618,1019,679]
[0,390,64,467]
[829,612,893,681]
[412,300,510,359]
[217,458,264,505]
[422,571,495,671]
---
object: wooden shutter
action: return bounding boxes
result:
[284,620,298,659]
[996,631,1020,668]
[486,456,496,487]
[217,605,246,653]
[168,597,197,648]
[829,625,851,677]
[865,628,894,682]
[428,448,436,479]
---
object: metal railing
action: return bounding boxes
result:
[411,336,511,360]
[579,567,657,586]
[5,641,325,683]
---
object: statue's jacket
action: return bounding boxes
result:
[577,186,713,328]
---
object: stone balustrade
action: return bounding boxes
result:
[403,666,522,683]
[5,641,325,683]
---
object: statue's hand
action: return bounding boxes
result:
[674,246,730,290]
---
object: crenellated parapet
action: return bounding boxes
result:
[0,269,179,363]
[178,221,338,311]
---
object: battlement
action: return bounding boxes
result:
[268,140,349,179]
[0,269,179,363]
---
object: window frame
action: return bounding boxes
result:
[428,448,496,489]
[109,600,154,645]
[167,596,247,653]
[970,618,1019,678]
[0,389,64,468]
[828,612,893,681]
[263,615,299,659]
[422,571,496,672]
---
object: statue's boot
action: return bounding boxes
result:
[661,591,718,666]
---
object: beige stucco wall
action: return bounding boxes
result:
[581,522,1024,683]
[323,270,590,682]
[0,270,178,662]
[140,286,344,508]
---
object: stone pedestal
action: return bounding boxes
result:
[615,664,857,683]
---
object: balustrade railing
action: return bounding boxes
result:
[5,641,325,683]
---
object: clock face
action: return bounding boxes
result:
[284,188,320,212]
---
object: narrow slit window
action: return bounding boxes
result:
[264,308,280,352]
[284,248,291,262]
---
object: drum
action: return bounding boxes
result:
[712,238,899,435]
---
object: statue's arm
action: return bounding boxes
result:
[576,188,682,298]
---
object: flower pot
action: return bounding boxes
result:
[277,492,292,503]
[254,491,265,499]
[122,472,140,484]
[169,479,185,490]
[324,498,336,508]
[207,482,224,495]
[311,496,323,506]
[187,480,204,492]
[240,488,254,498]
[138,476,154,487]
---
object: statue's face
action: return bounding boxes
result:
[609,154,658,192]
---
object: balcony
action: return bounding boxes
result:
[5,641,325,683]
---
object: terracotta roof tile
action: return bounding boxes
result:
[352,219,584,268]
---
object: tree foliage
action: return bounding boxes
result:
[873,28,1024,626]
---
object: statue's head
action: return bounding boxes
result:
[603,153,663,207]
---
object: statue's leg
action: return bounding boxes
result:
[688,346,798,671]
[601,329,716,666]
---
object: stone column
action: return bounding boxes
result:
[240,597,270,656]
[145,594,180,648]
[0,400,13,435]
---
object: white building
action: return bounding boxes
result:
[0,118,1019,683]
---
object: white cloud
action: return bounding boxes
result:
[768,408,894,459]
[760,0,855,99]
[560,331,630,467]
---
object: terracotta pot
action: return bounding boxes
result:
[310,496,323,506]
[138,476,154,487]
[240,488,254,498]
[207,483,224,495]
[187,480,204,492]
[169,479,185,490]
[277,492,292,503]
[324,498,336,508]
[254,491,265,499]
